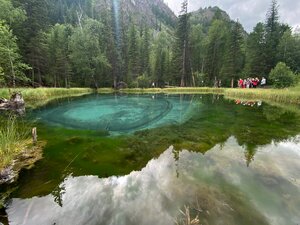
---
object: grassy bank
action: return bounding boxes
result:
[224,88,300,104]
[1,87,299,105]
[113,87,300,104]
[0,117,31,170]
[0,88,96,108]
[0,88,96,171]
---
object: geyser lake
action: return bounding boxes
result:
[1,93,300,225]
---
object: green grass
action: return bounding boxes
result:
[0,116,31,170]
[108,87,300,104]
[1,86,299,106]
[223,88,300,104]
[0,88,94,108]
[0,88,96,170]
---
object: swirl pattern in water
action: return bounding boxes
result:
[32,94,197,134]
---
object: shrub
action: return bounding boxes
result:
[269,62,296,88]
[136,74,151,88]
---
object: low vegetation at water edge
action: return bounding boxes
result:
[0,116,31,170]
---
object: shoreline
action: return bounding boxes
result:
[1,87,299,105]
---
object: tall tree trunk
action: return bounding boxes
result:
[181,40,186,87]
[8,50,16,88]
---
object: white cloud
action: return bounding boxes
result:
[164,0,300,32]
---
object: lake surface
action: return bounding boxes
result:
[1,94,300,225]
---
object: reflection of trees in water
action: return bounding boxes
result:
[128,95,300,167]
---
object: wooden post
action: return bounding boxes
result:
[32,127,37,144]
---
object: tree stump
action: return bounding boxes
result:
[32,127,37,144]
[0,92,25,115]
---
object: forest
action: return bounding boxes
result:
[0,0,300,89]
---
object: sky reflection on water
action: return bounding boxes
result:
[6,136,300,225]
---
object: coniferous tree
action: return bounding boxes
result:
[46,24,72,87]
[127,22,139,85]
[140,26,150,76]
[245,22,267,76]
[190,24,205,74]
[221,21,245,86]
[264,0,280,75]
[204,20,228,86]
[13,0,51,85]
[172,0,192,87]
[152,31,171,87]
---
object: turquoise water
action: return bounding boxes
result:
[1,94,300,225]
[31,94,197,134]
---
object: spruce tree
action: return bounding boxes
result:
[204,20,228,86]
[221,21,245,86]
[127,22,139,84]
[245,22,267,76]
[172,0,192,87]
[264,0,280,75]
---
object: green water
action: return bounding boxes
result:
[1,94,300,225]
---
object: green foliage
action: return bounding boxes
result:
[151,30,172,87]
[204,19,228,85]
[277,29,300,72]
[221,21,245,86]
[127,23,139,84]
[245,22,267,76]
[0,0,26,26]
[69,19,110,87]
[1,0,299,88]
[136,74,151,88]
[190,24,205,73]
[269,62,295,88]
[0,20,30,86]
[46,24,72,87]
[0,66,4,86]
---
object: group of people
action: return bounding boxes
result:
[238,77,266,88]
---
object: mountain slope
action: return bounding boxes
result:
[94,0,177,29]
[190,6,247,34]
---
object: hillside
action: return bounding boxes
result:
[89,0,177,29]
[190,6,237,33]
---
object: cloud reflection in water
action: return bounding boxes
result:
[6,137,300,225]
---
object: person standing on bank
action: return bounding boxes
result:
[260,77,266,88]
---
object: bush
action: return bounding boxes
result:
[269,62,296,88]
[136,74,151,88]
